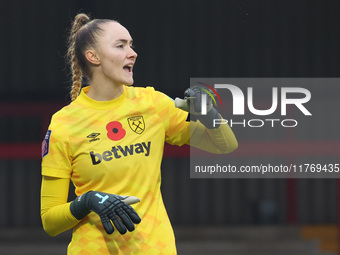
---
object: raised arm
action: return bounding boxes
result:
[175,86,238,153]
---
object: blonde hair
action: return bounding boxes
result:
[66,13,113,101]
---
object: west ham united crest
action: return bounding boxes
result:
[127,116,145,134]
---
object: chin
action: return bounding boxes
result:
[125,79,134,86]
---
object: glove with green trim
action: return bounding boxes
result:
[175,86,220,129]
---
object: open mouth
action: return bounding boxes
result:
[123,64,133,73]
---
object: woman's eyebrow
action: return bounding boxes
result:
[114,39,133,44]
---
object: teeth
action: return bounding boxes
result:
[124,64,133,72]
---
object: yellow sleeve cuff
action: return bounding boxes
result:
[187,119,238,154]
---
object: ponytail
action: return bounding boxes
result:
[66,13,117,101]
[66,14,91,101]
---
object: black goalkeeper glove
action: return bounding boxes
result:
[70,191,141,235]
[175,86,220,129]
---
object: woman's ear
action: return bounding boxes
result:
[85,49,100,65]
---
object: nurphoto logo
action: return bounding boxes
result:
[198,81,312,128]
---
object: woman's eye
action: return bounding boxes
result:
[117,45,124,48]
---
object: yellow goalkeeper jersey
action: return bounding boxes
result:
[42,86,190,254]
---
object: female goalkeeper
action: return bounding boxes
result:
[40,13,238,255]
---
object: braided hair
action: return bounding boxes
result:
[66,13,114,101]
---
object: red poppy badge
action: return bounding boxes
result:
[106,121,126,141]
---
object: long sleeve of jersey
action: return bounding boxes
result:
[188,118,238,153]
[41,176,80,236]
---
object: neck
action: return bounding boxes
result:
[86,76,124,101]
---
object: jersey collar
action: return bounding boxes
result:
[76,86,127,110]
